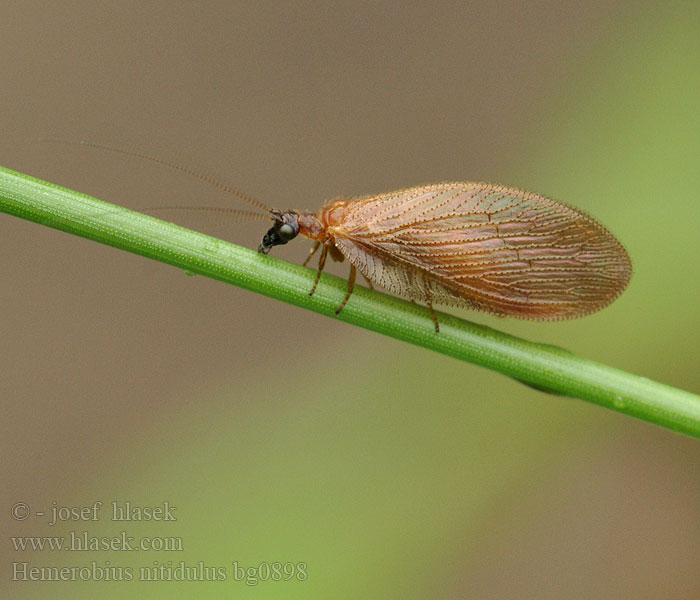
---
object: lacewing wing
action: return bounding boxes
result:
[52,141,631,331]
[260,182,631,330]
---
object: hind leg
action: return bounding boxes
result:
[423,275,439,332]
[426,298,439,333]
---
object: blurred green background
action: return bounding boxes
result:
[2,2,699,598]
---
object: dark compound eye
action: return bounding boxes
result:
[257,213,300,254]
[278,223,297,241]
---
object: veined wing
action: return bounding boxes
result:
[331,183,631,319]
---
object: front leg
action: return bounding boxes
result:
[302,241,321,267]
[308,244,328,297]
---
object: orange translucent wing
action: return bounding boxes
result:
[329,183,631,319]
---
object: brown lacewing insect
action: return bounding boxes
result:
[58,141,632,332]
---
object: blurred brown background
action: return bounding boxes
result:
[2,1,700,598]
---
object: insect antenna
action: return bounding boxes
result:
[40,137,272,215]
[131,205,271,222]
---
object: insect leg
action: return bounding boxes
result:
[308,244,328,297]
[427,300,439,333]
[422,275,439,332]
[335,264,356,315]
[302,241,321,267]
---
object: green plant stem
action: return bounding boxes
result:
[2,165,699,438]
